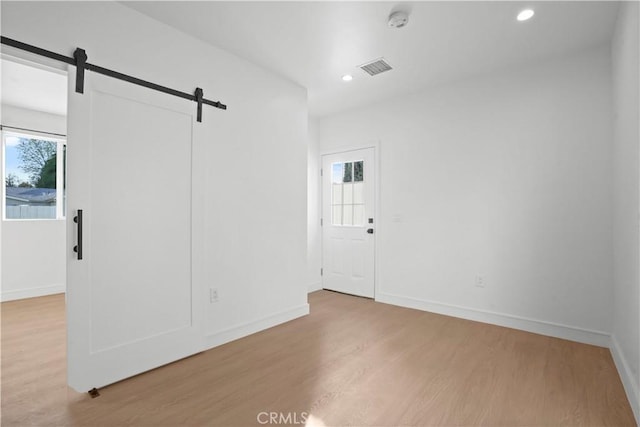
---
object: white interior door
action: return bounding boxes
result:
[66,71,205,392]
[322,148,375,298]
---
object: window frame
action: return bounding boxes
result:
[2,129,67,221]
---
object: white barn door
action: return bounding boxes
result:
[66,71,205,392]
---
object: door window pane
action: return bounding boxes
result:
[353,182,364,204]
[332,183,343,203]
[332,205,343,225]
[330,160,365,227]
[354,161,363,182]
[332,163,344,184]
[343,162,353,183]
[353,204,365,226]
[343,204,353,225]
[343,182,353,204]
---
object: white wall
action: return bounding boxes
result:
[2,104,66,136]
[611,1,640,421]
[307,117,322,292]
[0,104,67,301]
[319,47,613,345]
[1,1,308,349]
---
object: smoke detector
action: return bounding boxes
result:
[388,11,409,28]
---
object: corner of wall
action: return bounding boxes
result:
[611,1,640,423]
[307,282,322,293]
[307,116,322,292]
[376,292,611,347]
[611,334,640,422]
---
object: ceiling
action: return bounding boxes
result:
[0,2,619,118]
[1,58,68,116]
[124,1,619,117]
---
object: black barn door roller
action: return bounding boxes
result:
[1,36,227,122]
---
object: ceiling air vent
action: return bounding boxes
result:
[359,58,393,76]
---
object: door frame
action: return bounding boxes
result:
[0,48,72,371]
[320,142,381,299]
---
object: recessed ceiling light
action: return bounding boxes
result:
[517,9,535,21]
[342,74,353,82]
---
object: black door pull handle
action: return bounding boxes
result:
[367,228,374,234]
[74,209,83,260]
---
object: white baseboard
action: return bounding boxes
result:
[206,303,309,349]
[375,292,611,347]
[1,284,65,302]
[610,335,640,423]
[308,282,322,293]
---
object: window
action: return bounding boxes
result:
[331,160,364,226]
[3,131,67,220]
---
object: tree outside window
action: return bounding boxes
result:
[3,133,66,220]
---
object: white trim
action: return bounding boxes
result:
[1,284,65,302]
[319,143,378,157]
[1,126,66,142]
[375,291,610,347]
[308,282,322,293]
[205,303,309,349]
[610,335,640,423]
[1,52,69,75]
[55,141,64,219]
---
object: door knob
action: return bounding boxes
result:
[367,228,374,234]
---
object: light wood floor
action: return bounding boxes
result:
[1,290,636,426]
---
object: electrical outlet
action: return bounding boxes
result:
[210,288,219,303]
[475,275,485,288]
